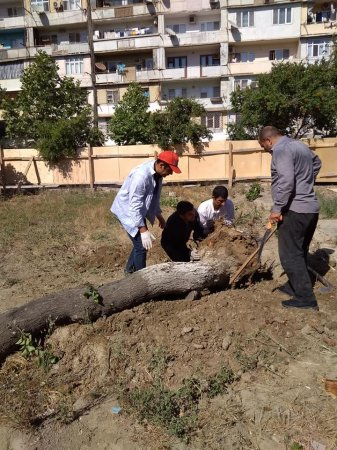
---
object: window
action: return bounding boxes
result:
[31,0,49,12]
[8,7,22,17]
[106,89,119,104]
[234,78,250,90]
[236,10,254,27]
[273,7,292,25]
[167,56,187,69]
[269,49,289,60]
[135,58,154,71]
[213,86,220,97]
[239,52,255,62]
[167,88,187,99]
[172,24,187,34]
[142,88,150,98]
[0,61,24,80]
[201,112,222,131]
[200,21,220,31]
[104,61,122,73]
[307,39,330,58]
[65,57,84,75]
[69,33,81,43]
[200,55,220,67]
[40,35,58,45]
[63,0,81,10]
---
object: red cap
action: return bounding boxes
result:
[157,151,181,174]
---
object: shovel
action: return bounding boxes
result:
[230,222,277,285]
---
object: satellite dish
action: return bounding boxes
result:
[165,27,176,36]
[228,20,239,30]
[95,62,106,71]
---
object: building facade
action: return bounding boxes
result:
[0,0,336,141]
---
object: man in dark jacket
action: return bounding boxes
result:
[259,126,322,310]
[161,201,205,262]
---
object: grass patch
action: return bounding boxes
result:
[245,182,262,202]
[317,192,337,218]
[124,363,236,441]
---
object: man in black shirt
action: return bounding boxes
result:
[161,201,205,262]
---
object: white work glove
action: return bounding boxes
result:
[140,231,156,250]
[223,220,233,227]
[190,249,201,262]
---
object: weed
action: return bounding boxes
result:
[148,347,173,379]
[234,346,258,372]
[235,205,262,226]
[245,182,261,202]
[16,330,59,372]
[161,196,179,208]
[290,443,303,450]
[127,377,201,441]
[317,192,337,218]
[84,285,103,305]
[207,366,235,398]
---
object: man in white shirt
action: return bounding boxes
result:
[111,151,181,274]
[198,186,235,235]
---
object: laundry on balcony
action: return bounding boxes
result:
[94,26,153,40]
[307,2,337,27]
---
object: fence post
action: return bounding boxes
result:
[228,141,234,190]
[88,145,95,189]
[0,145,6,195]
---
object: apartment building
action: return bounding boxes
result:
[0,0,336,141]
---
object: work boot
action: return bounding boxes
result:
[282,299,319,310]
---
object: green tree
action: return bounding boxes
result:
[108,82,153,145]
[2,51,102,162]
[151,98,212,152]
[229,45,337,139]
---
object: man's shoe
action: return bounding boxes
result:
[282,299,319,310]
[274,283,294,296]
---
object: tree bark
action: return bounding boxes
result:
[0,259,235,364]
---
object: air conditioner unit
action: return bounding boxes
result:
[211,97,222,103]
[189,15,196,24]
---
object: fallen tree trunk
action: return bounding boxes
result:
[0,226,258,364]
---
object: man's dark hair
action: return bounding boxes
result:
[177,201,194,215]
[258,126,282,141]
[212,186,228,199]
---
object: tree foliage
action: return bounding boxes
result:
[229,45,337,139]
[151,98,212,152]
[1,51,103,162]
[108,82,153,145]
[108,83,213,151]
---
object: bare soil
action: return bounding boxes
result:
[0,185,337,450]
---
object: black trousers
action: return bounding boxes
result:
[161,242,190,262]
[278,210,319,304]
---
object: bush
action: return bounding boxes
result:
[245,182,261,202]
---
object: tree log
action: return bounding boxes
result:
[0,226,258,364]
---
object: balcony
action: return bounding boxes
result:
[0,47,27,61]
[165,0,222,13]
[96,72,125,84]
[163,30,226,48]
[30,43,89,57]
[0,15,25,30]
[27,9,86,27]
[301,21,337,37]
[94,33,161,52]
[160,65,225,81]
[228,60,274,75]
[136,69,161,82]
[92,3,152,20]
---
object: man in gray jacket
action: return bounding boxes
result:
[259,126,321,310]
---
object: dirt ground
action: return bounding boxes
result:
[0,184,337,450]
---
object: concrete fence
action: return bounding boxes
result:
[1,138,337,191]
